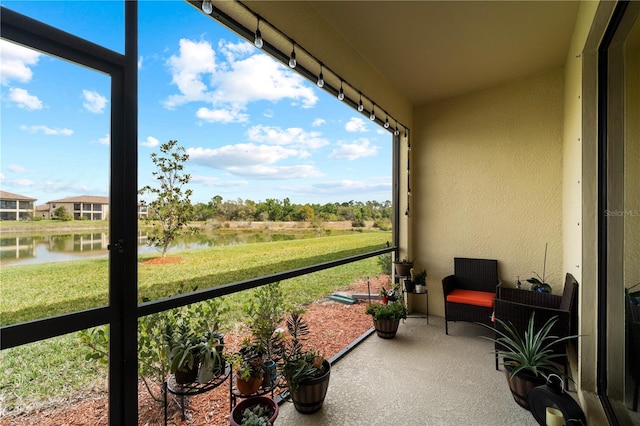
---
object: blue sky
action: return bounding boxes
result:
[0,1,392,206]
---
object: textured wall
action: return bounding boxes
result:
[412,68,564,318]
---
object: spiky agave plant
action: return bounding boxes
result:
[486,312,577,380]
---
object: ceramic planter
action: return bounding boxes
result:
[230,396,279,426]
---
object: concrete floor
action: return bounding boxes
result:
[276,316,541,426]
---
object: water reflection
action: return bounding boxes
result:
[0,228,341,266]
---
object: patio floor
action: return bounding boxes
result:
[276,315,540,426]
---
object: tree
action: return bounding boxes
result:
[139,140,195,258]
[52,206,73,221]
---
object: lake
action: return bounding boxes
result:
[0,228,354,266]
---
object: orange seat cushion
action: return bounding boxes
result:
[446,289,495,308]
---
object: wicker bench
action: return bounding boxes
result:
[493,273,578,371]
[442,258,500,335]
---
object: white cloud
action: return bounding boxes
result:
[312,178,391,193]
[7,164,26,173]
[83,90,108,113]
[191,175,247,187]
[141,136,159,148]
[138,56,144,69]
[98,133,110,145]
[0,40,41,86]
[19,124,73,136]
[196,106,248,124]
[345,117,368,133]
[164,39,217,108]
[246,125,329,150]
[164,38,318,117]
[312,118,326,127]
[10,88,43,110]
[225,164,323,179]
[218,40,255,63]
[1,177,35,188]
[187,144,322,179]
[329,138,379,160]
[188,144,301,168]
[215,53,317,108]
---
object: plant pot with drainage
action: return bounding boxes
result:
[365,300,408,339]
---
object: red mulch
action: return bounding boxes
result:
[1,276,390,426]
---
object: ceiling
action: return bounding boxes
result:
[305,1,580,106]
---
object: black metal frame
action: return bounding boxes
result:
[596,1,630,424]
[0,3,400,424]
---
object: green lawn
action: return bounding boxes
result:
[0,231,390,415]
[1,231,389,326]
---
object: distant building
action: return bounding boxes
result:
[46,195,110,220]
[0,190,36,221]
[35,203,51,220]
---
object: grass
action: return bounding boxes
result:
[1,231,389,326]
[0,231,390,415]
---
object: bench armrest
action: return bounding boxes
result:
[497,285,561,309]
[442,275,456,296]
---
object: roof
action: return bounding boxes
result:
[0,190,37,201]
[47,195,110,204]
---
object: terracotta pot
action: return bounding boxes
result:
[236,372,264,395]
[373,319,400,339]
[504,365,546,410]
[230,396,279,426]
[290,360,331,414]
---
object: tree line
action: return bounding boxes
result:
[139,140,392,257]
[192,196,392,223]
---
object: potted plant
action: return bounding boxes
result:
[163,322,201,385]
[365,300,408,339]
[482,312,577,410]
[275,310,330,414]
[197,331,225,383]
[413,269,427,293]
[393,257,414,277]
[527,243,552,293]
[231,343,265,396]
[230,396,279,426]
[244,282,285,388]
[379,287,389,304]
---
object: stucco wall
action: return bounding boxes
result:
[412,68,564,319]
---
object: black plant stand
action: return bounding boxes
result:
[164,364,230,425]
[402,287,429,323]
[229,373,281,409]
